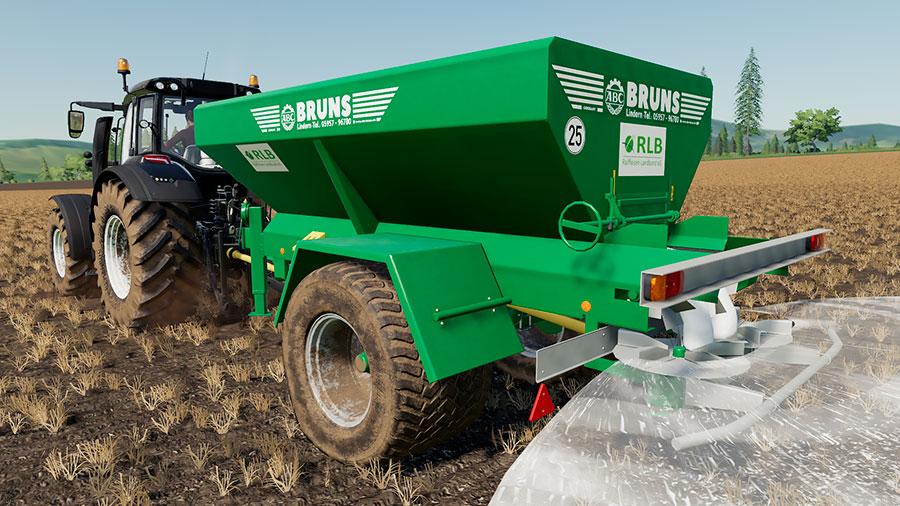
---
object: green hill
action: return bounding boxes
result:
[709,120,900,152]
[0,139,92,180]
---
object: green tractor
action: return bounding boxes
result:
[49,59,263,326]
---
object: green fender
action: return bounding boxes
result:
[274,233,523,382]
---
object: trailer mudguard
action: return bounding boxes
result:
[49,194,93,261]
[96,161,204,202]
[276,233,523,382]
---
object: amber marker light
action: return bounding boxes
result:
[648,271,685,301]
[581,300,592,312]
[117,58,130,74]
[249,74,259,88]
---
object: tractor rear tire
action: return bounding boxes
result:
[92,180,202,327]
[282,260,490,462]
[47,207,99,296]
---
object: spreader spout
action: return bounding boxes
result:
[670,328,842,451]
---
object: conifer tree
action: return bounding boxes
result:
[867,135,877,149]
[734,48,763,156]
[713,135,723,156]
[734,124,745,155]
[717,125,729,155]
[38,157,51,181]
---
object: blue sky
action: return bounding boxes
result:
[1,0,897,140]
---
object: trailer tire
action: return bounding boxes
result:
[92,180,202,327]
[282,260,490,462]
[48,207,99,296]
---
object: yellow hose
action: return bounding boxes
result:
[507,304,586,334]
[227,248,275,273]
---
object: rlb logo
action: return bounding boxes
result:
[244,148,277,160]
[619,123,666,176]
[622,135,664,154]
[236,143,289,172]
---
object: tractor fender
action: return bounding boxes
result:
[49,194,93,261]
[95,161,205,203]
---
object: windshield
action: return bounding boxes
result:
[161,96,220,168]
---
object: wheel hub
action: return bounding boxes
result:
[306,313,372,427]
[52,228,66,278]
[103,214,131,299]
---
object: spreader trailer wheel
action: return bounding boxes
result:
[281,260,490,462]
[670,328,842,450]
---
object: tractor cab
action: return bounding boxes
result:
[118,76,260,170]
[67,58,260,180]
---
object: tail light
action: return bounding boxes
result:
[807,233,825,251]
[648,271,684,301]
[141,155,171,165]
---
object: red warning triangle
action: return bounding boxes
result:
[528,383,555,422]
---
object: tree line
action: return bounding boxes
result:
[0,154,90,184]
[702,49,895,158]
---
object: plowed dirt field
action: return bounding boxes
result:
[0,151,896,505]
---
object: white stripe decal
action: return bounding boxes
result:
[352,93,396,103]
[568,97,604,107]
[352,87,399,98]
[351,99,391,107]
[555,73,604,87]
[681,92,710,102]
[250,106,279,112]
[563,88,604,100]
[551,65,604,80]
[680,113,703,120]
[559,81,604,93]
[680,97,709,107]
[680,103,707,111]
[353,111,386,119]
[352,105,389,114]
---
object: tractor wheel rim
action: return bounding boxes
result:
[52,228,66,278]
[103,214,131,299]
[306,313,372,427]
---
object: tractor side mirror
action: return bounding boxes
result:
[68,110,85,139]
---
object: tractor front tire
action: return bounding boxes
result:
[48,207,99,296]
[282,260,490,462]
[92,180,202,327]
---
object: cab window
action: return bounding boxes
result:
[136,96,154,154]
